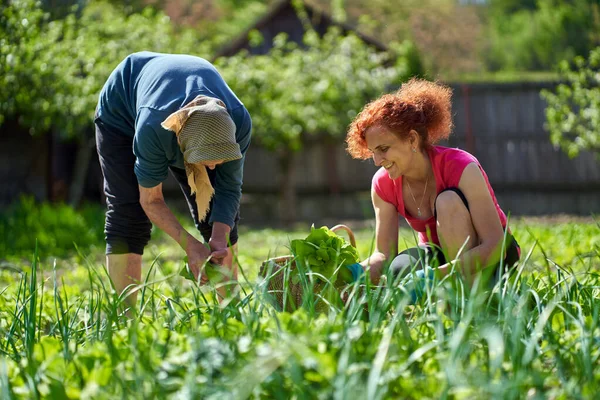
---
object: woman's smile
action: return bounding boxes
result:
[365,125,415,180]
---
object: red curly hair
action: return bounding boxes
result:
[346,78,454,159]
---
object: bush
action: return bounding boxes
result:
[542,47,600,158]
[0,196,105,260]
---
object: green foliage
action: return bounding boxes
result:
[215,29,419,153]
[0,215,599,397]
[486,0,600,71]
[0,196,105,260]
[0,0,208,139]
[0,0,48,128]
[541,47,600,158]
[290,225,359,285]
[1,0,421,154]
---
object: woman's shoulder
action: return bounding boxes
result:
[372,167,392,191]
[373,166,390,181]
[431,145,478,167]
[372,167,400,205]
[431,146,480,187]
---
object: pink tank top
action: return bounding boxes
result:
[372,145,507,245]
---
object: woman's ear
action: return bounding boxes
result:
[409,130,420,148]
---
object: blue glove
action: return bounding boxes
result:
[402,267,435,304]
[345,262,365,282]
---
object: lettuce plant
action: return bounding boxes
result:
[289,226,360,286]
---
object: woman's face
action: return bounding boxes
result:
[198,160,225,170]
[365,125,415,180]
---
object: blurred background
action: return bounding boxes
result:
[1,0,599,228]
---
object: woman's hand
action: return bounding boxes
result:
[401,267,436,304]
[185,237,212,284]
[139,184,216,284]
[208,236,230,265]
[208,222,232,266]
[370,189,399,284]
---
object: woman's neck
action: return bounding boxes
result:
[404,149,432,184]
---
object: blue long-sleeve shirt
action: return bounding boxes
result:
[96,52,251,228]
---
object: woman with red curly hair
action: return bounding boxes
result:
[345,78,519,293]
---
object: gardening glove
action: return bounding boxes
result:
[402,267,436,304]
[345,262,365,283]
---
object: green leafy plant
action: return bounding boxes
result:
[289,226,359,286]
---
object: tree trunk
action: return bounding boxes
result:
[68,135,96,207]
[278,150,297,227]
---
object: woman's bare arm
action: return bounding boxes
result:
[436,163,506,284]
[139,183,210,278]
[362,189,399,284]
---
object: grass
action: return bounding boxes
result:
[0,199,599,398]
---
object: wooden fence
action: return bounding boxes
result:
[1,81,599,224]
[234,81,600,224]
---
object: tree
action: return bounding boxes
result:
[542,47,600,158]
[148,0,270,55]
[320,0,600,76]
[216,28,421,224]
[0,0,208,204]
[485,0,600,71]
[0,0,52,131]
[314,0,486,77]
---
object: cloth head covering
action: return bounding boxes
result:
[161,95,241,221]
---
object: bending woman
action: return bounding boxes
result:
[346,78,519,287]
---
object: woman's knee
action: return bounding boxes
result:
[105,203,152,255]
[435,189,478,257]
[435,190,469,222]
[388,246,434,279]
[106,234,150,255]
[389,253,420,279]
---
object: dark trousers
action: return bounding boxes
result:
[95,118,239,255]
